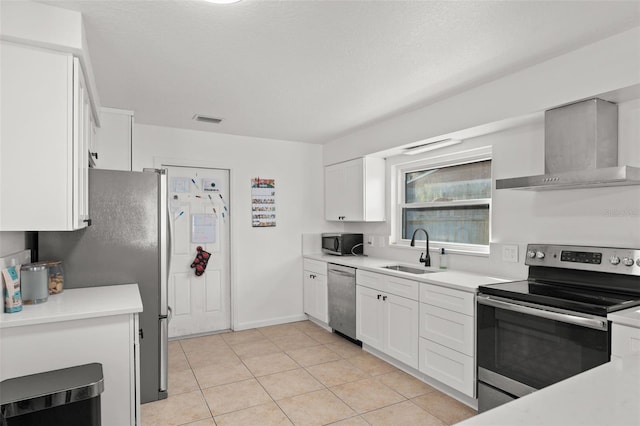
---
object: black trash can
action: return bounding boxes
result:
[0,363,104,426]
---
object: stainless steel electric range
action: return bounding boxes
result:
[476,244,640,412]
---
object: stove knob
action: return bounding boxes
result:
[622,257,634,267]
[609,256,620,265]
[527,250,536,259]
[637,258,640,267]
[535,251,545,259]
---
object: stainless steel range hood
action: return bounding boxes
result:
[496,98,640,190]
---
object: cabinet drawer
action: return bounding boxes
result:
[419,337,475,398]
[304,259,327,275]
[357,270,419,300]
[420,283,474,316]
[356,269,385,293]
[385,275,419,301]
[612,323,640,358]
[420,303,473,356]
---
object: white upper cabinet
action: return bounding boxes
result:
[94,108,134,171]
[325,157,385,222]
[0,42,94,230]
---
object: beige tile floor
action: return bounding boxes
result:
[141,321,476,426]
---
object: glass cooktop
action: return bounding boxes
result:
[478,280,640,316]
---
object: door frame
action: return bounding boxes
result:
[154,156,236,331]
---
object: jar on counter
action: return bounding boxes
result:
[21,264,49,304]
[35,261,65,294]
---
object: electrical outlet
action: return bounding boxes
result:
[502,245,519,263]
[367,235,374,246]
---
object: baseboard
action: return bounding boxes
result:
[234,313,308,331]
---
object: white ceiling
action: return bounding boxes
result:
[39,0,640,144]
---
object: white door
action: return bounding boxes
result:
[165,165,230,337]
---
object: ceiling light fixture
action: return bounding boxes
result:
[193,114,223,124]
[403,139,462,155]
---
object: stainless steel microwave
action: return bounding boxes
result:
[321,233,363,256]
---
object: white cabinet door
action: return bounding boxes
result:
[384,294,419,368]
[356,285,384,351]
[340,158,365,221]
[303,259,328,324]
[303,271,315,318]
[94,108,134,171]
[303,271,328,324]
[324,157,385,222]
[315,273,328,324]
[73,58,90,228]
[325,162,348,221]
[0,42,93,231]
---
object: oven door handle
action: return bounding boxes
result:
[477,295,608,331]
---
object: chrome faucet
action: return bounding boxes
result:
[410,228,431,267]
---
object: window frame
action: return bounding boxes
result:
[392,146,493,255]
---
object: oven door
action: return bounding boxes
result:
[477,295,610,410]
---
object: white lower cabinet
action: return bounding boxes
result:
[303,259,328,323]
[419,282,476,397]
[612,323,640,358]
[356,279,419,369]
[0,313,139,426]
[419,337,475,397]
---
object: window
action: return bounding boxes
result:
[397,152,492,251]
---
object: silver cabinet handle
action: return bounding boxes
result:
[477,295,608,331]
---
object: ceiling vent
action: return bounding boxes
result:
[192,114,223,124]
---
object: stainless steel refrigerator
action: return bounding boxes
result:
[37,168,169,403]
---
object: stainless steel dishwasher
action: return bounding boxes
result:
[327,263,357,341]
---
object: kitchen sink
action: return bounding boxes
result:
[382,265,435,274]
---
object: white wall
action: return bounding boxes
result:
[132,124,326,330]
[346,98,640,279]
[0,232,25,257]
[324,26,640,165]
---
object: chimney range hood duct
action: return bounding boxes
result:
[496,98,640,190]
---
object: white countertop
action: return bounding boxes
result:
[609,306,640,328]
[456,354,640,426]
[0,284,143,328]
[304,253,511,292]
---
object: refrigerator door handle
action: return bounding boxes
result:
[158,169,169,317]
[159,316,168,393]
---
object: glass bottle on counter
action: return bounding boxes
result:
[439,248,448,270]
